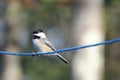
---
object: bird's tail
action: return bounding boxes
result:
[56,53,68,64]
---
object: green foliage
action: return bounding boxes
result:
[22,56,69,80]
[26,3,71,28]
[105,0,120,80]
[22,1,72,80]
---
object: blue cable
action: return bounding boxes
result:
[0,38,120,56]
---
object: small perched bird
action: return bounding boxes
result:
[32,29,68,64]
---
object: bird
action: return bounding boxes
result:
[32,29,68,64]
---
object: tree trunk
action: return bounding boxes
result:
[2,0,23,80]
[72,0,105,80]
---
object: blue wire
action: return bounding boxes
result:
[0,38,120,56]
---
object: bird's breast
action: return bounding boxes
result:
[33,39,53,52]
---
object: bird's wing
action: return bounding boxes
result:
[42,38,68,64]
[43,39,56,51]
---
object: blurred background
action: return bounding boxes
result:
[0,0,120,80]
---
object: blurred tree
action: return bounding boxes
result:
[21,0,37,9]
[72,0,105,80]
[2,0,24,80]
[0,0,6,80]
[21,0,71,80]
[105,1,120,80]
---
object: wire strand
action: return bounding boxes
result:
[0,38,120,56]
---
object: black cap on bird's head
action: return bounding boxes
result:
[38,29,43,32]
[33,29,44,34]
[32,29,44,39]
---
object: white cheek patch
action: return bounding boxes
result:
[34,32,46,38]
[38,33,46,38]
